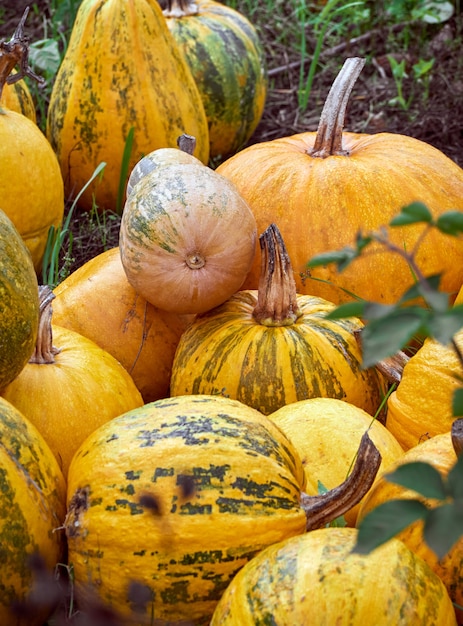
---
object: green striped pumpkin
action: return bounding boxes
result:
[46,0,209,212]
[0,397,66,625]
[65,394,307,624]
[170,224,385,416]
[0,209,39,392]
[210,528,458,625]
[162,0,267,161]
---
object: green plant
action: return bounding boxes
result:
[388,54,435,111]
[307,202,463,560]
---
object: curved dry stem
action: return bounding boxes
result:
[30,285,61,364]
[302,431,381,531]
[163,0,199,18]
[310,57,366,158]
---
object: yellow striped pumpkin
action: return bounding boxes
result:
[163,0,267,160]
[210,527,457,625]
[0,71,37,123]
[0,397,66,626]
[170,224,385,415]
[46,0,209,212]
[65,394,379,624]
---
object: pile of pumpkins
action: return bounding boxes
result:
[1,2,463,625]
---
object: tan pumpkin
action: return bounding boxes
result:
[210,527,457,625]
[52,246,190,403]
[268,397,404,526]
[65,394,381,624]
[119,149,257,314]
[46,0,209,212]
[170,224,386,416]
[356,422,463,624]
[2,286,144,477]
[0,397,66,626]
[216,57,463,305]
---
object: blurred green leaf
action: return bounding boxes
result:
[452,389,463,418]
[435,211,463,236]
[424,503,463,559]
[386,462,448,500]
[389,202,433,226]
[28,38,61,79]
[306,246,358,272]
[426,308,463,345]
[397,274,442,305]
[447,454,463,501]
[360,309,427,367]
[324,300,366,320]
[353,499,428,554]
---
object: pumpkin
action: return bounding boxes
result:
[46,0,209,212]
[65,394,381,624]
[119,150,257,314]
[386,330,463,450]
[52,246,190,403]
[268,397,404,526]
[0,396,66,626]
[356,421,463,623]
[162,0,267,160]
[215,57,463,305]
[2,286,144,477]
[0,209,39,392]
[0,71,37,122]
[210,527,457,625]
[170,223,386,415]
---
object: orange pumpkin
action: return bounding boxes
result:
[216,57,463,305]
[52,246,190,403]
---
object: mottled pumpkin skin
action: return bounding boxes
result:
[52,246,190,403]
[46,0,209,212]
[0,210,39,391]
[210,527,457,625]
[357,431,463,624]
[66,395,307,625]
[0,397,66,626]
[269,397,404,526]
[2,325,144,478]
[0,109,64,272]
[170,291,385,415]
[120,162,257,314]
[164,0,267,160]
[0,73,37,122]
[386,331,463,450]
[216,132,463,305]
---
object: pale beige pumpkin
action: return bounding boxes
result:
[120,157,257,314]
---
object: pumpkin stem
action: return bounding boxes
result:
[310,57,366,158]
[30,286,61,364]
[163,0,199,18]
[177,133,196,155]
[0,6,44,100]
[301,431,381,531]
[451,418,463,457]
[252,223,302,326]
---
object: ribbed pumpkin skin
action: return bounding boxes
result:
[357,431,463,623]
[386,332,463,450]
[164,0,267,160]
[0,397,66,626]
[268,397,404,526]
[2,324,144,478]
[0,109,64,271]
[120,163,257,314]
[66,395,307,625]
[46,0,209,212]
[170,291,385,415]
[52,246,189,403]
[0,73,37,122]
[210,527,457,625]
[0,210,39,392]
[216,132,463,305]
